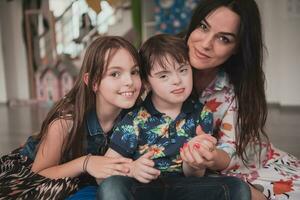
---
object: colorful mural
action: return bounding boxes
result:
[154,0,202,34]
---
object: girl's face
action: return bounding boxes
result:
[187,6,240,71]
[94,48,141,110]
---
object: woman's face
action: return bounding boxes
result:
[187,6,240,71]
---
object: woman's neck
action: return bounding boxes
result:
[193,68,218,95]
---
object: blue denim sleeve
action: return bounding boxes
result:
[19,136,39,160]
[109,111,139,158]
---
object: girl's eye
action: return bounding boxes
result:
[111,72,121,77]
[131,69,140,75]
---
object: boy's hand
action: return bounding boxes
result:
[128,151,161,183]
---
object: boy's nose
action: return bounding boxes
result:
[172,73,182,85]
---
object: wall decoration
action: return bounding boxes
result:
[154,0,201,34]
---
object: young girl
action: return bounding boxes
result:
[0,36,142,199]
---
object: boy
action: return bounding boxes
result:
[104,34,214,182]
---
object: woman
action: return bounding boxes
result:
[182,0,300,199]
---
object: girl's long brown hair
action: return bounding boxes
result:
[34,36,141,162]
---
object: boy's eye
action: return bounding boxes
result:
[179,68,188,73]
[159,74,167,79]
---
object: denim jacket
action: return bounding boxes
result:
[19,108,126,161]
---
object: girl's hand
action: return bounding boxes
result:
[86,155,133,179]
[128,151,161,183]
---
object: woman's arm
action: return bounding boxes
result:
[180,126,230,173]
[209,98,239,171]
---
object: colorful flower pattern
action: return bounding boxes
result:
[110,94,213,173]
[199,71,300,199]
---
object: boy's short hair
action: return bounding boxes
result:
[139,34,189,81]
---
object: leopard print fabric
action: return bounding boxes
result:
[0,153,79,200]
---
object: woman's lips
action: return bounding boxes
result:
[194,48,210,59]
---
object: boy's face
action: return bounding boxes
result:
[148,54,193,107]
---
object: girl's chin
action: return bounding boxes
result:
[118,101,136,109]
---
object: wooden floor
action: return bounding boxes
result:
[0,104,299,158]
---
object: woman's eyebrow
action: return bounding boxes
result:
[203,19,237,38]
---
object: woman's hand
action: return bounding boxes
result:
[180,126,217,170]
[128,151,161,183]
[86,155,133,179]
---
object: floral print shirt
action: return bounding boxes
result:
[110,94,213,174]
[199,70,300,199]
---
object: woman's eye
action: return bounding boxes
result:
[218,36,230,44]
[198,23,208,31]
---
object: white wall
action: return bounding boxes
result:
[0,0,299,106]
[107,9,132,37]
[0,0,30,102]
[0,23,7,103]
[258,0,300,106]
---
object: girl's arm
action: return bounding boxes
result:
[31,119,131,179]
[31,118,83,178]
[105,148,160,183]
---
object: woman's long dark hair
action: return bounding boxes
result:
[34,36,141,162]
[186,0,268,164]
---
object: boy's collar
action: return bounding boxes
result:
[143,93,195,117]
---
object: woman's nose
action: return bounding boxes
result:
[201,35,213,51]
